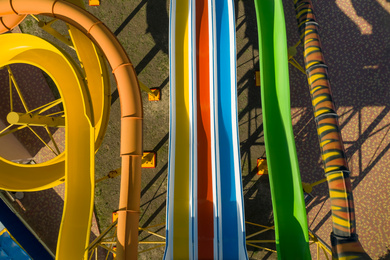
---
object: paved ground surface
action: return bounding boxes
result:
[0,0,389,259]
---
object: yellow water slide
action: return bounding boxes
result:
[0,32,95,259]
[0,0,143,259]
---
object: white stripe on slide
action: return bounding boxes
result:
[227,0,248,258]
[210,0,223,259]
[188,0,197,259]
[208,0,219,259]
[164,0,176,259]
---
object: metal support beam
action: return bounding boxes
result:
[7,112,65,127]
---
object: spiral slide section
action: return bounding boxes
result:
[0,0,143,259]
[254,0,311,259]
[0,33,95,260]
[164,0,247,259]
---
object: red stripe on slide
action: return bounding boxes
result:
[196,0,213,259]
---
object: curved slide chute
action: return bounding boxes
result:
[254,0,311,258]
[0,32,95,260]
[165,0,247,259]
[0,0,143,259]
[0,0,111,193]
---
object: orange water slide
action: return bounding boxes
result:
[0,14,26,33]
[196,0,214,258]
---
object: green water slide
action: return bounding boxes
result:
[254,0,311,258]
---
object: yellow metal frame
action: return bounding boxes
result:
[0,64,65,158]
[245,222,332,259]
[302,178,327,194]
[138,80,159,98]
[245,221,276,253]
[288,40,306,74]
[87,219,166,259]
[30,15,74,49]
[95,168,121,184]
[309,231,332,259]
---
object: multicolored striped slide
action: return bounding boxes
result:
[164,0,247,259]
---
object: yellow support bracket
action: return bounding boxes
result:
[96,168,121,184]
[245,221,274,229]
[101,241,116,245]
[289,58,306,74]
[246,240,275,243]
[257,157,268,175]
[245,221,275,255]
[7,112,65,128]
[138,81,161,101]
[246,243,277,253]
[148,88,161,101]
[30,15,74,49]
[139,222,165,230]
[288,40,306,74]
[142,152,156,168]
[288,40,301,60]
[246,225,274,239]
[302,178,327,193]
[89,0,100,6]
[87,220,118,252]
[6,65,29,112]
[138,226,165,240]
[255,71,261,87]
[96,243,116,254]
[138,241,165,245]
[309,231,332,259]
